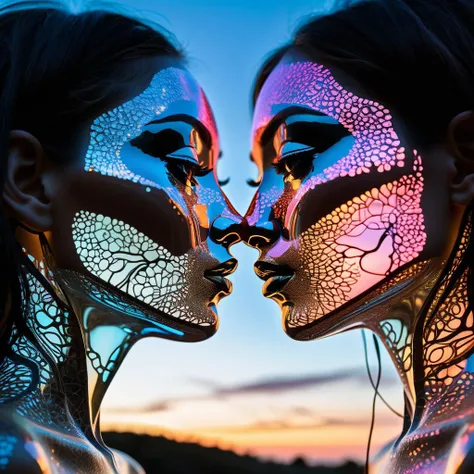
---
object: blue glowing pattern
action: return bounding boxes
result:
[85,67,216,188]
[0,435,17,470]
[0,253,74,430]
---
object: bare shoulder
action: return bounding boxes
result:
[0,407,51,473]
[111,448,145,474]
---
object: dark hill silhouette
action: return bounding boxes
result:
[103,431,363,474]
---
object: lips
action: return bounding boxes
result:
[253,261,294,301]
[204,258,237,296]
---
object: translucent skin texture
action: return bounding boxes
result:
[45,67,237,335]
[248,60,427,333]
[0,66,239,474]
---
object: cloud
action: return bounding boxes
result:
[105,368,398,415]
[212,369,369,397]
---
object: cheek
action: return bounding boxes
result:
[296,158,426,305]
[417,149,458,256]
[73,210,192,314]
[47,170,194,273]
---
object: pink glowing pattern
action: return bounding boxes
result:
[252,61,405,172]
[249,61,407,230]
[249,60,428,326]
[198,88,219,161]
[288,153,426,327]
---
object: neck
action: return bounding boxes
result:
[0,251,91,434]
[365,205,474,430]
[0,248,135,448]
[365,264,439,418]
[412,205,474,429]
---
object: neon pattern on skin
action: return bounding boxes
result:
[251,60,474,473]
[252,61,405,175]
[86,67,218,186]
[85,66,223,223]
[0,252,74,429]
[291,154,425,326]
[377,211,474,472]
[251,61,427,326]
[73,211,216,325]
[70,66,232,329]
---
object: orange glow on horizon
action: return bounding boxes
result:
[101,417,400,463]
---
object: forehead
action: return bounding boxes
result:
[252,58,390,142]
[97,66,219,149]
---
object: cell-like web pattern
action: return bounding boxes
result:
[249,61,427,328]
[367,207,474,473]
[381,318,413,374]
[73,210,214,325]
[0,252,86,432]
[0,435,16,470]
[247,185,282,226]
[288,154,425,327]
[420,209,474,420]
[252,61,406,181]
[85,67,217,189]
[0,310,70,430]
[250,60,474,472]
[0,351,32,404]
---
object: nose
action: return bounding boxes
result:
[209,215,280,251]
[209,215,243,249]
[245,219,280,250]
[241,187,281,249]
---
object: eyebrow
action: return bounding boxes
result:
[259,106,328,146]
[146,114,214,148]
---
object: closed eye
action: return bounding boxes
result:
[277,121,351,161]
[130,129,211,186]
[130,129,186,160]
[273,119,351,180]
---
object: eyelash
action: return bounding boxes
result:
[130,130,213,187]
[164,159,213,187]
[272,150,316,180]
[272,123,351,181]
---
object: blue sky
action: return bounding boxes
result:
[66,0,407,463]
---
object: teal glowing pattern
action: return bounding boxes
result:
[73,210,214,325]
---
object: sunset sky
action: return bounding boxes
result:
[93,0,407,465]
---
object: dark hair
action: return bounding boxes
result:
[0,1,184,355]
[253,0,474,146]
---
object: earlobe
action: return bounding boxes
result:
[2,130,53,231]
[448,111,474,206]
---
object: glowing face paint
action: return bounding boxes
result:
[73,210,216,325]
[41,65,237,337]
[248,60,427,331]
[86,67,218,189]
[23,67,239,438]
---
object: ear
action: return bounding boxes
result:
[2,130,53,231]
[448,111,474,206]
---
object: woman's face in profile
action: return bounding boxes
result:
[44,59,238,342]
[246,51,456,340]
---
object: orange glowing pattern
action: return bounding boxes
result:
[290,153,425,327]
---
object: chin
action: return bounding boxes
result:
[274,258,443,341]
[52,266,224,343]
